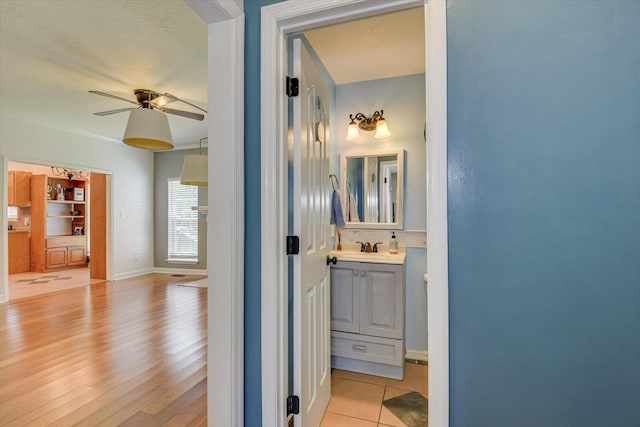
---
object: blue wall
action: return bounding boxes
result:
[245,1,640,425]
[448,1,640,426]
[244,1,280,426]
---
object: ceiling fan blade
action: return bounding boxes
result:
[93,108,137,116]
[89,90,139,105]
[160,107,205,121]
[162,93,208,114]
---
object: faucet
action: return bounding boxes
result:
[372,242,383,253]
[355,241,373,252]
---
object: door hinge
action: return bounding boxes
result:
[287,395,300,416]
[286,235,300,255]
[286,76,299,97]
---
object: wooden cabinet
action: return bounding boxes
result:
[45,244,86,270]
[7,171,32,207]
[8,232,31,274]
[30,175,88,272]
[330,261,405,379]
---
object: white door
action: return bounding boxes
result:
[292,38,331,427]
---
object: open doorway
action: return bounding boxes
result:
[259,0,448,426]
[6,161,109,301]
[286,7,428,426]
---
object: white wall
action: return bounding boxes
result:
[334,73,428,353]
[0,116,155,299]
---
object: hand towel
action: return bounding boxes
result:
[330,189,345,228]
[347,193,360,222]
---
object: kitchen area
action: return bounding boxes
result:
[6,161,107,301]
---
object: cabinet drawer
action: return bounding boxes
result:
[331,331,403,367]
[46,235,86,248]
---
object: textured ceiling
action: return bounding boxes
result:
[0,0,208,149]
[304,7,425,85]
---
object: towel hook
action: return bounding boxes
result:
[329,174,339,191]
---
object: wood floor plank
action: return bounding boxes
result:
[0,274,208,426]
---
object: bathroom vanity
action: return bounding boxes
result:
[329,250,406,379]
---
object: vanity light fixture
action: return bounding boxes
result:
[180,137,208,186]
[51,167,89,180]
[345,110,391,141]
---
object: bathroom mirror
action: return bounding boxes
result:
[340,148,404,229]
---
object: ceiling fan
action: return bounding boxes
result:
[89,89,207,121]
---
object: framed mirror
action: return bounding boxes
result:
[340,148,405,229]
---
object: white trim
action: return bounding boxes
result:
[426,1,449,426]
[113,268,155,281]
[260,5,289,424]
[0,155,7,303]
[260,1,450,426]
[153,267,208,276]
[207,8,245,427]
[405,349,429,363]
[185,1,245,425]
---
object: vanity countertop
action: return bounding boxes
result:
[329,249,406,265]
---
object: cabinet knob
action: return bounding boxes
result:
[360,271,366,277]
[353,270,359,276]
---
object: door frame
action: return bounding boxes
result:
[260,1,449,426]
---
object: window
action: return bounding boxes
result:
[167,178,199,262]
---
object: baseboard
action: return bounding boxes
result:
[113,268,154,281]
[153,267,208,276]
[405,349,428,363]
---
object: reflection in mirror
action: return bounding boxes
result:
[340,149,404,229]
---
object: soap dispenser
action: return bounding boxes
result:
[389,232,398,254]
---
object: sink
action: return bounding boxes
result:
[329,250,406,265]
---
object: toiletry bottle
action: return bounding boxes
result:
[389,232,398,254]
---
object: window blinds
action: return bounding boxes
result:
[167,178,199,260]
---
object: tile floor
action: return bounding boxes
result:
[321,362,428,427]
[8,267,106,301]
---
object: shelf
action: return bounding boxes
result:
[47,200,85,204]
[47,215,85,219]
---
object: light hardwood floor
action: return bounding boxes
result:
[0,273,207,426]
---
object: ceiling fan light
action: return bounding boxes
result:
[151,94,172,107]
[180,154,208,186]
[123,109,174,150]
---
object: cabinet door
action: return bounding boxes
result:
[14,172,32,207]
[8,233,31,274]
[359,263,403,339]
[67,247,86,266]
[46,248,67,269]
[8,171,15,206]
[330,261,360,333]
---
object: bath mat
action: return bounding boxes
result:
[383,391,428,427]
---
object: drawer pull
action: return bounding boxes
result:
[352,344,367,352]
